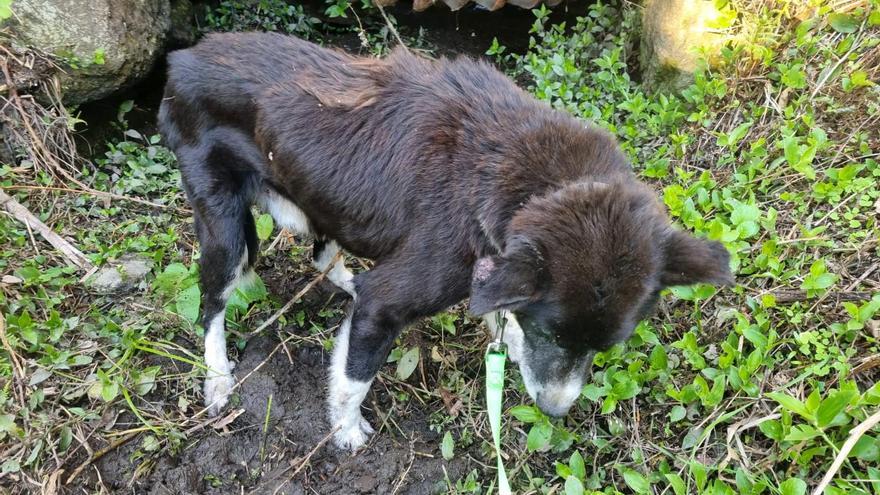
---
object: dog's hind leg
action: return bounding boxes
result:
[178,138,260,416]
[313,239,356,297]
[195,198,256,416]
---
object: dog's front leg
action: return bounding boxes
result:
[328,299,404,451]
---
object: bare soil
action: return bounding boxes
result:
[79,273,480,494]
[94,340,470,494]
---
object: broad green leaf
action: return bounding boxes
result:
[152,262,189,297]
[828,13,859,33]
[0,414,17,438]
[441,431,454,460]
[175,283,201,324]
[0,0,11,20]
[759,419,783,441]
[25,441,42,466]
[569,451,585,480]
[665,473,686,495]
[851,435,879,462]
[817,390,856,427]
[801,260,838,292]
[256,213,274,241]
[718,121,752,148]
[564,476,585,495]
[767,392,813,421]
[649,345,668,370]
[582,383,605,401]
[621,468,651,494]
[59,426,72,451]
[779,478,807,495]
[142,435,160,452]
[556,463,572,479]
[1,459,20,474]
[781,64,807,89]
[135,366,161,395]
[785,424,821,442]
[669,405,687,422]
[101,379,119,402]
[689,460,708,491]
[526,421,553,452]
[611,374,640,400]
[395,347,419,381]
[509,405,543,423]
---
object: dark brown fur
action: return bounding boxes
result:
[159,32,733,439]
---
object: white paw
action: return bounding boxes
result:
[203,366,235,416]
[333,415,374,451]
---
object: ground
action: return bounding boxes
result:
[1,1,879,495]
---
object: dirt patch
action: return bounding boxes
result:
[88,296,478,494]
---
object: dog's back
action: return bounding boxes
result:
[160,33,633,260]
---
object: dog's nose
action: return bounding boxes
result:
[536,394,573,418]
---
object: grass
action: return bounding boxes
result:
[1,0,879,494]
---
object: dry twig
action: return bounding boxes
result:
[811,409,880,495]
[249,251,344,336]
[0,189,93,271]
[64,431,139,485]
[271,426,340,495]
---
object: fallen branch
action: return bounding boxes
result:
[64,430,139,485]
[811,409,880,495]
[769,290,873,304]
[271,426,340,495]
[1,185,175,211]
[0,189,93,271]
[249,251,344,336]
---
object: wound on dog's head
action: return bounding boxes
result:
[469,239,545,316]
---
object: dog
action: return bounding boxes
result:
[158,32,734,451]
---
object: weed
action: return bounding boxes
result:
[482,1,880,493]
[2,1,878,493]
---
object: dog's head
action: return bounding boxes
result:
[470,180,734,417]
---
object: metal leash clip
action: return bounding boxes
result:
[487,311,508,355]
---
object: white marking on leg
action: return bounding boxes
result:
[313,240,356,297]
[203,312,235,416]
[221,247,252,300]
[328,312,374,451]
[260,189,311,235]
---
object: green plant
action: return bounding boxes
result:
[483,1,880,492]
[205,0,320,38]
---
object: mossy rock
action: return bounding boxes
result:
[640,0,736,94]
[6,0,172,105]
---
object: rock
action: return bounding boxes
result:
[640,0,735,93]
[353,474,378,493]
[86,254,154,294]
[7,0,172,105]
[169,0,197,47]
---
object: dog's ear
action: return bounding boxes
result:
[661,230,735,287]
[469,240,542,316]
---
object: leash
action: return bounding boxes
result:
[485,312,512,494]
